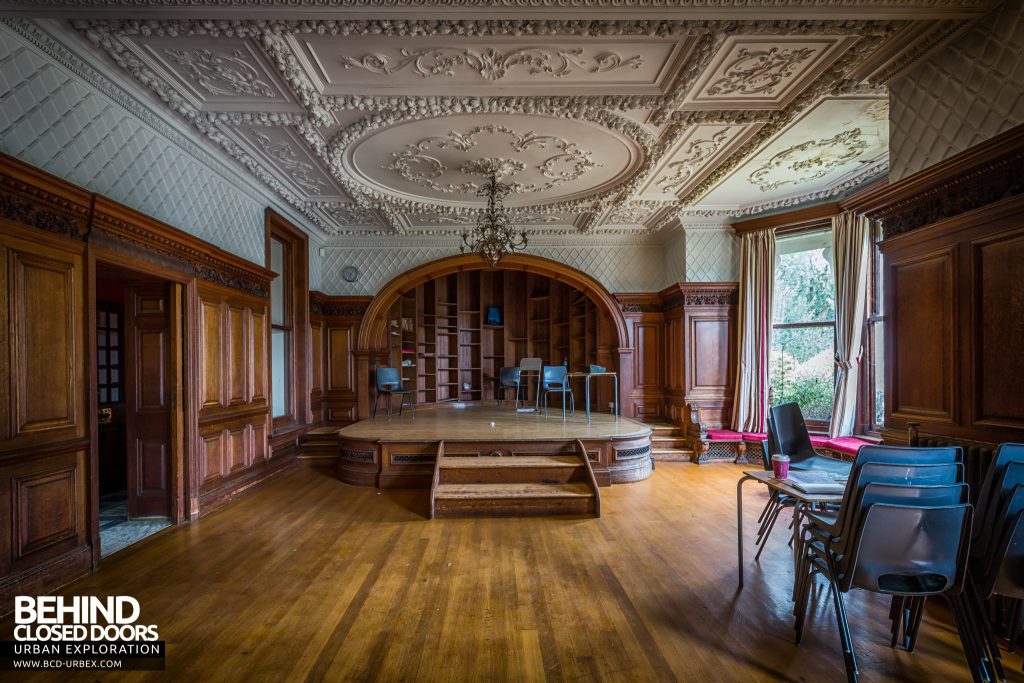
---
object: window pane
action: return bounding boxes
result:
[272,328,289,418]
[111,388,119,403]
[872,321,885,426]
[770,325,835,421]
[270,238,285,326]
[774,232,835,325]
[99,388,108,404]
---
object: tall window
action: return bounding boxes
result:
[769,229,836,424]
[864,220,885,431]
[269,236,292,421]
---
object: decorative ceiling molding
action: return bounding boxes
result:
[42,12,969,241]
[747,127,871,191]
[6,0,992,19]
[339,46,644,81]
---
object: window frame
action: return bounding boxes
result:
[856,219,885,437]
[770,226,838,431]
[265,209,309,434]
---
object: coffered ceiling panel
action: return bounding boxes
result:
[223,124,351,201]
[681,35,857,110]
[697,96,889,207]
[341,113,645,208]
[286,35,697,96]
[636,122,763,201]
[120,36,302,113]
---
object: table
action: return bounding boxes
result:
[736,470,843,588]
[567,371,619,424]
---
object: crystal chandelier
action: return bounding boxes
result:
[460,170,528,267]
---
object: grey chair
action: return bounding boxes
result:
[372,367,414,419]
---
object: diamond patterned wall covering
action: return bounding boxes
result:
[663,229,686,286]
[889,0,1024,181]
[684,226,739,282]
[0,24,267,264]
[319,242,667,296]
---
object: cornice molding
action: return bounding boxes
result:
[309,291,372,317]
[91,197,275,297]
[0,155,93,241]
[841,123,1024,239]
[659,282,739,309]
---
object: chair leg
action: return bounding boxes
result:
[757,496,774,525]
[386,393,392,420]
[372,392,380,419]
[948,594,987,683]
[754,505,782,561]
[967,581,1006,682]
[825,553,858,681]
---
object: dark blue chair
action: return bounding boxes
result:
[372,367,414,419]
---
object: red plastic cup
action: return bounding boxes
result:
[772,454,790,479]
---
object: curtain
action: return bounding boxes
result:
[830,211,871,438]
[732,228,776,433]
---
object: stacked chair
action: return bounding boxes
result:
[752,403,852,561]
[960,443,1024,681]
[790,443,999,683]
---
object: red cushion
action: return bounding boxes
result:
[810,435,830,447]
[707,429,742,440]
[826,436,869,456]
[741,432,767,441]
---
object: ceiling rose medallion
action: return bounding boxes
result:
[460,167,527,268]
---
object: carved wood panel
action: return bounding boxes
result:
[973,226,1024,428]
[888,247,957,422]
[686,312,733,397]
[2,237,85,447]
[200,299,224,409]
[328,325,354,392]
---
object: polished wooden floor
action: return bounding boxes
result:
[338,404,651,441]
[5,462,1020,682]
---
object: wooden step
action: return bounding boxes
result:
[645,422,682,437]
[652,435,688,448]
[651,448,693,462]
[438,455,583,484]
[432,482,596,517]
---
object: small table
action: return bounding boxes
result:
[736,470,843,588]
[566,371,619,424]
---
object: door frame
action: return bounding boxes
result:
[87,248,193,567]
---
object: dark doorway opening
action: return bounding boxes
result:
[95,265,180,557]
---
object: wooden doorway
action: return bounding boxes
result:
[95,265,183,556]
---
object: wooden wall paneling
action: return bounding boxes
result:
[659,283,738,438]
[309,296,370,423]
[194,281,277,514]
[0,159,93,608]
[972,225,1024,430]
[615,294,664,420]
[887,246,958,424]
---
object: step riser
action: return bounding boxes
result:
[434,497,595,517]
[652,438,689,448]
[440,467,584,485]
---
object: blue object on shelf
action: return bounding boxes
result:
[486,306,502,326]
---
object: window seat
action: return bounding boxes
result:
[695,430,871,465]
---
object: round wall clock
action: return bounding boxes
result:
[342,266,359,282]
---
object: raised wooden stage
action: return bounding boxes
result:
[335,405,653,488]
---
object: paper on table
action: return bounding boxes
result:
[786,471,846,494]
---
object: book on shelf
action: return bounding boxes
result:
[784,471,846,495]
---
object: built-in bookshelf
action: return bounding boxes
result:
[385,270,603,406]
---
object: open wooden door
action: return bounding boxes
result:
[124,282,175,518]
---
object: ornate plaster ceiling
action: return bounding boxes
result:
[19,1,985,238]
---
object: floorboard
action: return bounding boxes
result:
[3,462,1020,682]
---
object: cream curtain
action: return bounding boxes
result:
[732,228,776,433]
[830,211,871,438]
